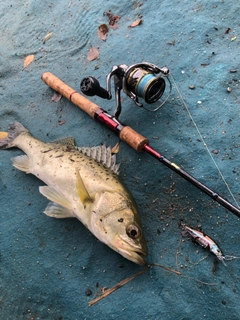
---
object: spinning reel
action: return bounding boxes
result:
[80,62,172,119]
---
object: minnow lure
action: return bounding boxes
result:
[181,224,238,266]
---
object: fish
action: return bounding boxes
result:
[0,122,148,265]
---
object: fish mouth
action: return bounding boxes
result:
[117,239,148,266]
[118,247,148,266]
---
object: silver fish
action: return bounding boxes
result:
[0,122,148,265]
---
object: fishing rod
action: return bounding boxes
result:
[41,64,240,218]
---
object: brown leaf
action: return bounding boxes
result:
[110,23,119,30]
[51,91,62,102]
[43,32,53,44]
[105,11,120,29]
[24,54,34,68]
[87,46,99,61]
[129,19,142,28]
[111,141,120,154]
[98,24,109,41]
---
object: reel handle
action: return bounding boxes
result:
[80,76,111,99]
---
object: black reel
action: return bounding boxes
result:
[80,62,172,119]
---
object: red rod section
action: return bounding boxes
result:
[143,144,161,159]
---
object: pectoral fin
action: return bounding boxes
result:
[75,168,93,206]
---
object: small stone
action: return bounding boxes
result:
[85,289,92,296]
[227,87,232,92]
[189,85,195,89]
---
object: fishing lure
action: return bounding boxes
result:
[181,224,239,266]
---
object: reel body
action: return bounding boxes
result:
[80,62,171,119]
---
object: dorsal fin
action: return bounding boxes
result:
[77,145,120,175]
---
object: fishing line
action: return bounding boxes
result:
[170,73,240,209]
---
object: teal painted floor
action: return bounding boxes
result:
[0,1,240,319]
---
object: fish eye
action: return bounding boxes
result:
[126,225,141,239]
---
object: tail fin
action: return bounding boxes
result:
[0,122,28,149]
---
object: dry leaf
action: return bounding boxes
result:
[110,23,119,30]
[129,19,142,28]
[105,11,120,29]
[97,29,107,41]
[111,141,120,154]
[43,32,53,44]
[24,54,35,68]
[98,24,109,41]
[87,46,99,61]
[51,91,62,102]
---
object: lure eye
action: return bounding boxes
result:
[126,225,141,239]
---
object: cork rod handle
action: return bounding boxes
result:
[42,72,100,118]
[41,72,149,152]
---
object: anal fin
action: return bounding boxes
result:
[43,202,74,218]
[11,155,30,173]
[39,186,72,210]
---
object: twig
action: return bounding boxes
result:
[151,263,182,275]
[180,275,217,286]
[88,266,149,306]
[152,263,216,286]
